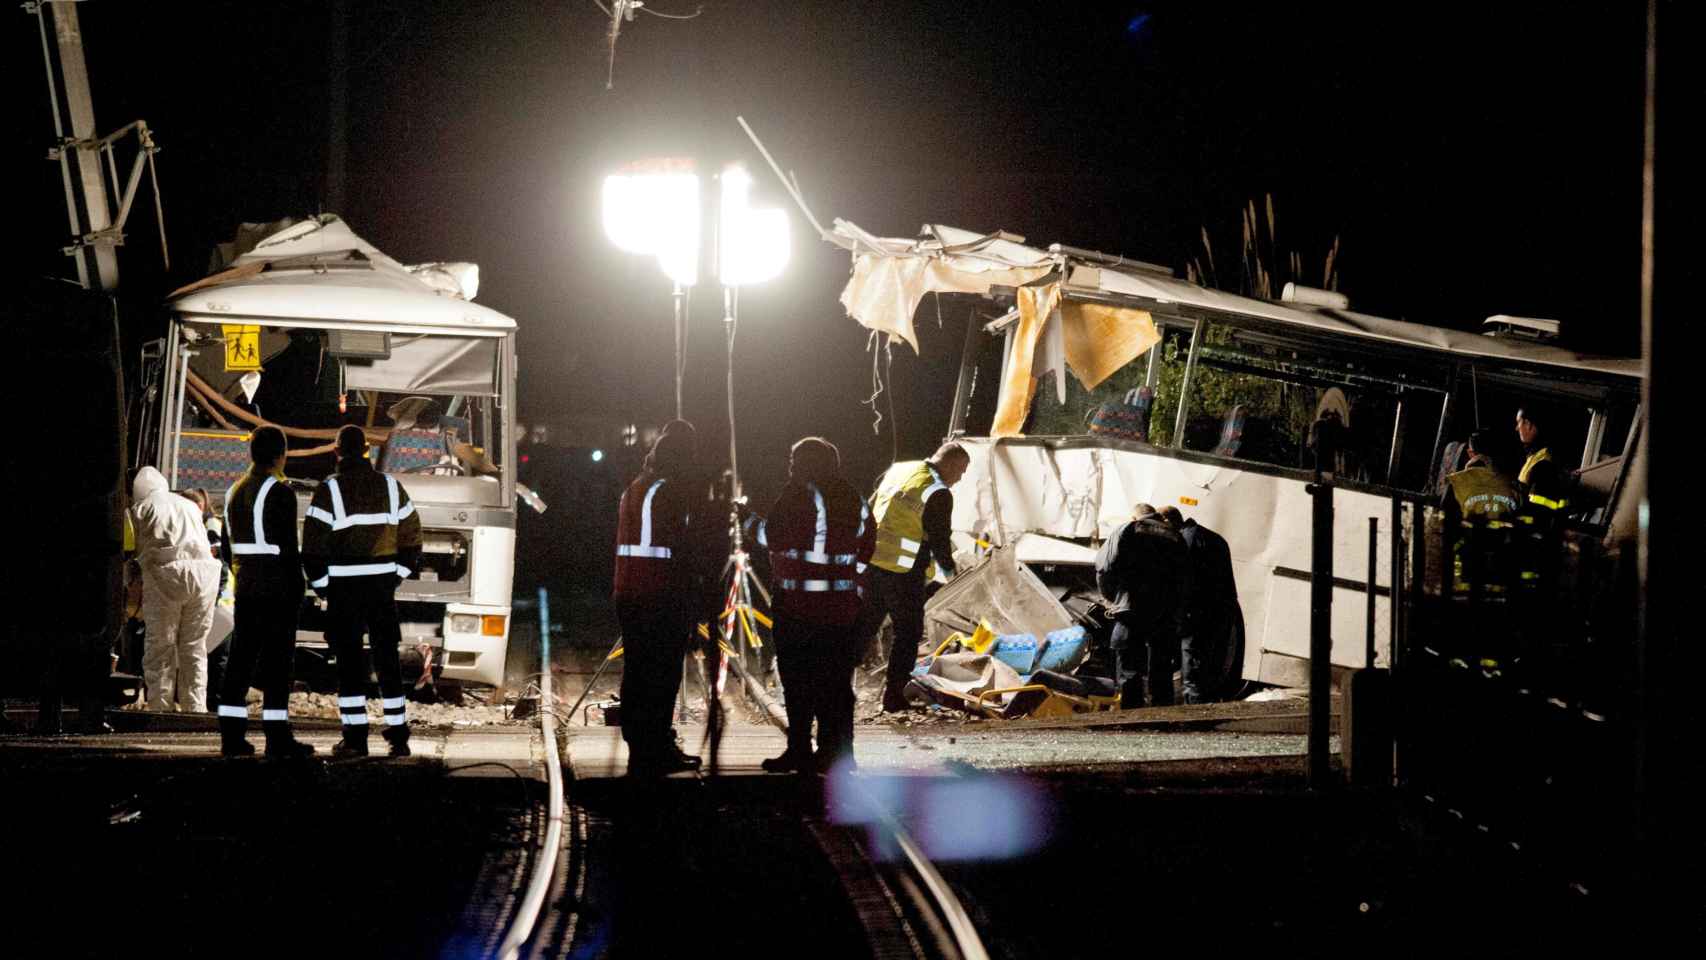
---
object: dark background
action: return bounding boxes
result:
[10,1,1649,614]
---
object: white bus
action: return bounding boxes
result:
[138,216,524,688]
[833,223,1642,698]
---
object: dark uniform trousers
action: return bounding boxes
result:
[853,567,926,705]
[221,592,299,730]
[327,575,408,735]
[617,600,691,759]
[774,618,860,764]
[1112,612,1178,709]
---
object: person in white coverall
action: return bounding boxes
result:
[129,466,222,711]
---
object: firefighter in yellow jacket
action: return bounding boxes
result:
[851,442,970,712]
[1440,429,1522,596]
[303,425,422,757]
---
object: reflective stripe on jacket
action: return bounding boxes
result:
[757,478,876,626]
[613,471,695,601]
[224,467,303,597]
[868,461,946,577]
[301,457,421,588]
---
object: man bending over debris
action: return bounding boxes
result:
[1095,503,1188,709]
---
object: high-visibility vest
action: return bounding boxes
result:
[869,461,947,577]
[757,479,875,625]
[1446,465,1520,595]
[224,467,302,596]
[612,471,695,601]
[1446,465,1520,523]
[1518,447,1570,512]
[302,458,421,588]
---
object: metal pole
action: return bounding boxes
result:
[537,586,550,669]
[49,1,118,290]
[33,2,87,289]
[1307,478,1334,789]
[723,286,740,498]
[167,346,193,488]
[1172,317,1205,448]
[672,282,686,421]
[1366,517,1378,669]
[947,305,981,437]
[1390,497,1404,670]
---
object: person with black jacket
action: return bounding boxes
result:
[216,426,314,759]
[1160,505,1238,704]
[303,425,422,758]
[1094,503,1188,708]
[612,420,715,775]
[750,437,877,773]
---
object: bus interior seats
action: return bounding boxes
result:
[1212,404,1249,457]
[380,426,447,473]
[177,430,251,493]
[1086,387,1153,443]
[438,415,472,447]
[1433,439,1469,495]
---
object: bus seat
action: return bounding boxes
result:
[1433,440,1468,495]
[381,426,446,473]
[1212,404,1248,457]
[176,430,251,493]
[439,415,471,445]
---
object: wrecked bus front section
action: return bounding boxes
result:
[141,216,525,687]
[836,222,1641,700]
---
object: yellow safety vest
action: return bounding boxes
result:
[869,461,946,577]
[1518,447,1570,512]
[1517,447,1551,485]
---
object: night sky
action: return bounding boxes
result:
[12,1,1649,600]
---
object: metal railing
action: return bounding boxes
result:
[495,589,566,960]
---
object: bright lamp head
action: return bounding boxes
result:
[719,165,789,286]
[602,170,700,287]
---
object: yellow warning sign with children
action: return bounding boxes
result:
[223,324,261,371]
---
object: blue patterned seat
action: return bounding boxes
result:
[176,430,251,493]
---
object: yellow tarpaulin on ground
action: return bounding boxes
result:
[990,282,1159,437]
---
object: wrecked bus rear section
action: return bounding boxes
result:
[138,215,533,688]
[833,221,1641,706]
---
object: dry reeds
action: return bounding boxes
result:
[1194,195,1341,299]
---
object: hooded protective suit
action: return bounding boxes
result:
[130,466,222,711]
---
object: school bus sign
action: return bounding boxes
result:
[223,324,261,371]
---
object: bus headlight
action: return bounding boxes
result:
[450,613,480,635]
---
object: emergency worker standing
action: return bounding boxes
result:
[1095,503,1188,708]
[303,425,421,758]
[1513,408,1569,593]
[1442,430,1522,596]
[751,438,876,773]
[613,420,709,775]
[1159,505,1236,704]
[216,426,314,759]
[130,465,223,712]
[853,443,970,713]
[1514,408,1569,519]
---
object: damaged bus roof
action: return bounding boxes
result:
[167,215,516,335]
[832,220,1641,381]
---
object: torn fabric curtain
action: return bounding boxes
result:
[839,254,1052,353]
[343,335,499,396]
[990,282,1160,438]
